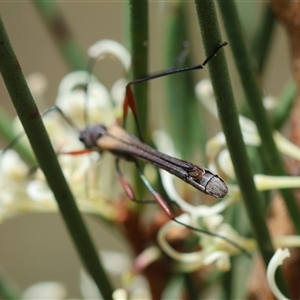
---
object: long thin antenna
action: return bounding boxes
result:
[0,131,25,160]
[42,106,80,133]
[1,105,81,161]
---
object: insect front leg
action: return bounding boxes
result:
[115,158,158,205]
[122,42,227,142]
[133,162,250,256]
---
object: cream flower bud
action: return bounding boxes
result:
[218,149,235,179]
[88,39,131,71]
[21,282,67,300]
[112,289,127,300]
[195,79,218,117]
[111,78,128,108]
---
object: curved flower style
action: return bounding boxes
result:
[267,248,290,300]
[153,130,255,271]
[196,79,300,180]
[148,79,300,272]
[157,213,254,272]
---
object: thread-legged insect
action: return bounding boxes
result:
[2,42,249,256]
[51,41,249,256]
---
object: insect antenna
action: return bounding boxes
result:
[0,131,26,161]
[42,106,80,133]
[0,105,80,164]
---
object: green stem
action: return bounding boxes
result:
[164,2,206,158]
[129,0,149,140]
[193,0,289,296]
[272,80,297,130]
[251,4,276,74]
[0,269,22,300]
[32,0,86,71]
[217,0,300,235]
[0,16,113,300]
[221,268,232,300]
[183,273,199,300]
[128,0,149,198]
[0,106,36,165]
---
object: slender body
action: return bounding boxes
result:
[79,123,228,199]
[64,41,248,255]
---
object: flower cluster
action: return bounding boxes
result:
[0,40,131,224]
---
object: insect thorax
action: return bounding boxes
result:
[79,124,108,149]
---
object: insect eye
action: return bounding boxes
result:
[79,133,83,140]
[78,132,86,144]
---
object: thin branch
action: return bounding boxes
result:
[217,0,300,235]
[193,0,289,296]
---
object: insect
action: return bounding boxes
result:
[77,123,228,199]
[57,41,249,256]
[4,42,249,255]
[65,43,228,199]
[56,42,228,195]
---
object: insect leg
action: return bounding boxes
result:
[122,86,144,142]
[133,160,175,219]
[115,158,180,207]
[115,158,158,204]
[134,161,251,257]
[122,42,227,139]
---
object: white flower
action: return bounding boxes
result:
[55,71,114,129]
[153,129,255,270]
[0,39,132,223]
[157,212,254,272]
[198,78,300,192]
